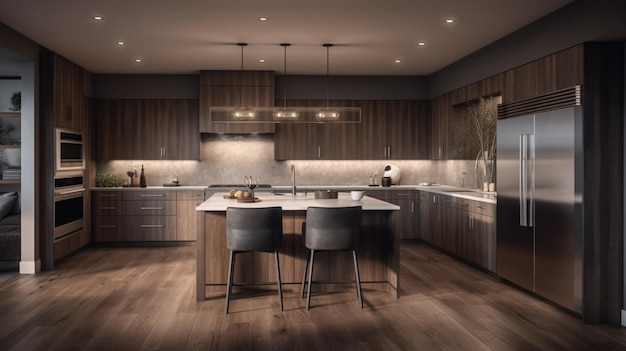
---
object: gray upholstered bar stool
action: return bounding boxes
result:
[301,206,363,310]
[225,206,283,314]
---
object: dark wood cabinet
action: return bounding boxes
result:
[386,100,430,159]
[357,100,429,160]
[390,191,417,240]
[95,99,199,160]
[199,70,275,134]
[53,55,87,133]
[92,189,203,242]
[274,99,359,160]
[417,191,496,271]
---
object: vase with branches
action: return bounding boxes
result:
[465,96,499,190]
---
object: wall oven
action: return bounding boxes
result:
[56,128,85,174]
[54,170,84,241]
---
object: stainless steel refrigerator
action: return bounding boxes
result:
[496,104,583,313]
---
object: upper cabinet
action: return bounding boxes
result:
[199,70,275,134]
[274,100,359,160]
[53,55,88,133]
[357,100,429,160]
[95,99,199,160]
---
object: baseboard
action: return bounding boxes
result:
[621,309,626,327]
[19,259,41,274]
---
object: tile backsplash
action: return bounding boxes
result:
[98,134,484,189]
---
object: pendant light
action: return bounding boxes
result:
[316,43,340,120]
[232,43,256,120]
[274,43,299,120]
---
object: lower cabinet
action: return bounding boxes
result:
[92,189,204,242]
[417,190,496,272]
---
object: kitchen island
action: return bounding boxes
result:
[195,192,400,301]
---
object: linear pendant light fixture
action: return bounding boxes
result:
[316,43,340,120]
[273,43,299,120]
[232,43,256,120]
[209,43,360,124]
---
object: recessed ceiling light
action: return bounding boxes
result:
[92,15,103,21]
[135,58,142,63]
[445,18,455,23]
[259,59,265,63]
[259,17,268,21]
[417,42,426,46]
[394,59,401,63]
[116,41,126,46]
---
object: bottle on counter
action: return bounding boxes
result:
[139,164,147,188]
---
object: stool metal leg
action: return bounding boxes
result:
[353,250,363,308]
[306,249,316,310]
[225,250,236,314]
[301,249,310,298]
[275,251,284,311]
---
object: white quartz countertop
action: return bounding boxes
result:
[92,186,206,190]
[196,192,400,211]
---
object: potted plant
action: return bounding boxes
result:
[9,92,20,112]
[465,96,499,191]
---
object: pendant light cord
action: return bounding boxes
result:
[323,44,332,108]
[238,43,247,108]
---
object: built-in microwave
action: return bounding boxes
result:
[56,128,84,173]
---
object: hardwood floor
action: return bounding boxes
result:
[1,243,625,350]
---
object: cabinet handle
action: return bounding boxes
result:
[100,194,117,198]
[318,146,321,159]
[388,147,391,158]
[99,225,117,228]
[163,147,167,158]
[433,196,437,204]
[411,201,415,213]
[140,207,165,210]
[140,224,164,228]
[141,194,165,197]
[397,193,412,196]
[438,146,442,159]
[99,207,118,210]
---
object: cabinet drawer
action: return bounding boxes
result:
[93,191,122,201]
[431,193,455,207]
[471,202,496,216]
[178,190,204,200]
[123,216,176,241]
[389,190,416,200]
[93,200,122,216]
[93,215,123,241]
[123,190,177,201]
[365,190,389,201]
[123,200,177,215]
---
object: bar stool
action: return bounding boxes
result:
[301,206,363,310]
[225,206,283,314]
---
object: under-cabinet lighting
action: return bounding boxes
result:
[92,15,103,21]
[445,18,455,23]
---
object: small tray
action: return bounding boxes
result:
[237,197,260,203]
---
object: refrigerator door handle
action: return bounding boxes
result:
[519,134,535,228]
[520,135,528,227]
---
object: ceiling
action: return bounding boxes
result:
[0,0,573,76]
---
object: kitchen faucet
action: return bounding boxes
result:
[291,164,296,195]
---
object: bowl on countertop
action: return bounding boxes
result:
[350,191,365,200]
[314,190,338,199]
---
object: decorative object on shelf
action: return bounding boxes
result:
[126,170,137,186]
[139,164,147,187]
[9,92,20,112]
[466,96,499,190]
[96,170,124,187]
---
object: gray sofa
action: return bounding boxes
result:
[0,192,20,260]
